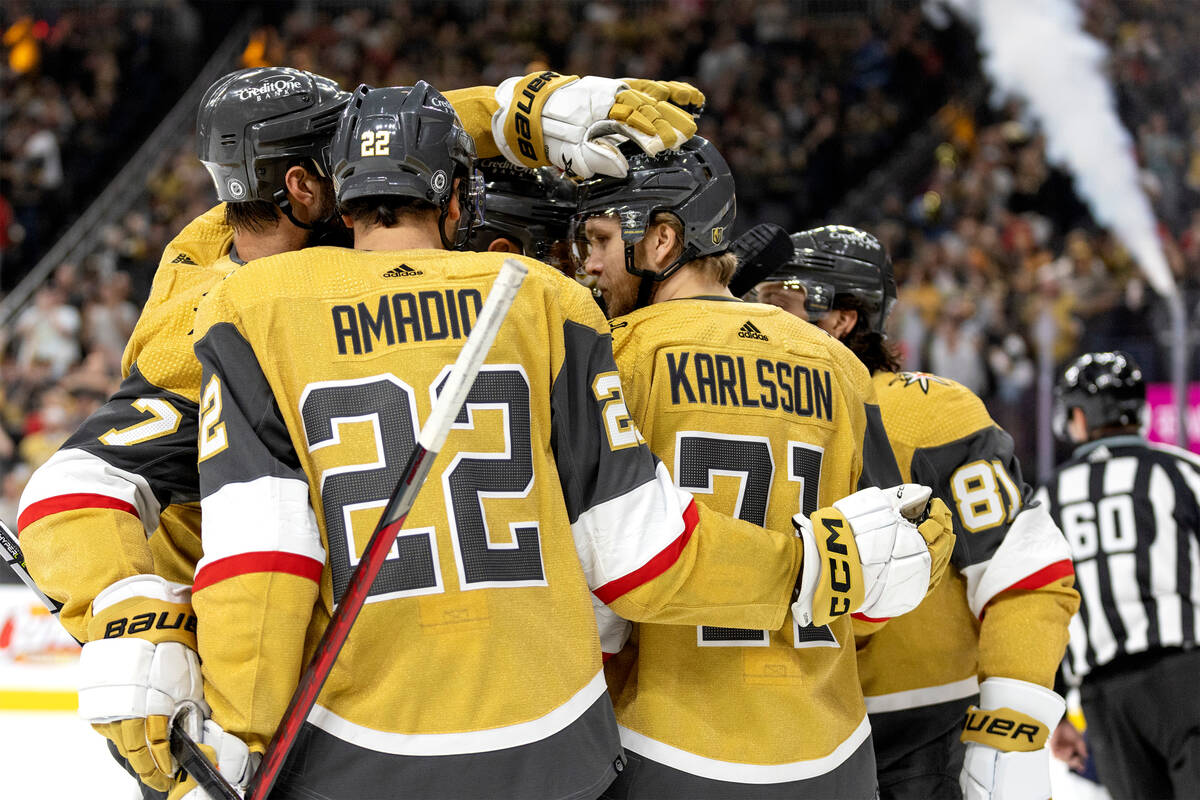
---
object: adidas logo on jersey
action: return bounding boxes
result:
[738,321,769,341]
[382,264,423,278]
[171,253,197,265]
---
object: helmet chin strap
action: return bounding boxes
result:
[625,242,700,311]
[273,188,316,231]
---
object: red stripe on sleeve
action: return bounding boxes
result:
[592,499,699,605]
[18,493,139,531]
[981,559,1076,618]
[193,551,324,593]
[851,612,889,623]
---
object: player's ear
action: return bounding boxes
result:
[826,308,858,338]
[445,178,462,225]
[284,165,323,214]
[649,222,676,269]
[487,238,522,254]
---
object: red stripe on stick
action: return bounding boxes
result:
[192,552,323,593]
[593,499,700,605]
[18,493,139,531]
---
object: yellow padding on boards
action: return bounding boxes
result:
[961,705,1048,752]
[0,689,78,711]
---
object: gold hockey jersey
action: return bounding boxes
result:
[19,206,234,642]
[856,371,1078,724]
[604,297,901,791]
[191,251,806,800]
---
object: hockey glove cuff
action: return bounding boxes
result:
[80,575,206,792]
[790,502,866,628]
[492,72,698,177]
[960,677,1065,800]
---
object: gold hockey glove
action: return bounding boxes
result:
[492,72,699,178]
[80,575,206,792]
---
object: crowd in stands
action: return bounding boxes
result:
[0,0,1197,532]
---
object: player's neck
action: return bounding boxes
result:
[652,264,733,304]
[233,223,310,262]
[354,221,444,251]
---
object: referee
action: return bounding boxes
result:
[1040,351,1200,799]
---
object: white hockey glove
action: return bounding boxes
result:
[960,677,1065,800]
[492,71,699,178]
[79,575,207,792]
[168,719,260,800]
[791,484,954,627]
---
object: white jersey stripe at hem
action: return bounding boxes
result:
[617,713,871,784]
[863,675,980,714]
[305,668,608,756]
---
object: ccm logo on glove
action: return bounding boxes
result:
[104,612,197,639]
[821,516,854,617]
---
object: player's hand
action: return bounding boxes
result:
[1049,717,1088,773]
[492,71,699,178]
[168,719,259,800]
[791,484,948,627]
[79,575,207,792]
[960,677,1065,800]
[619,78,705,115]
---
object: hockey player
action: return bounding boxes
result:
[573,140,956,799]
[178,81,875,800]
[756,225,1079,800]
[17,66,707,797]
[467,156,578,277]
[1043,351,1200,799]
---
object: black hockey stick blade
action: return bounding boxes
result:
[0,518,65,616]
[727,223,794,298]
[170,716,242,800]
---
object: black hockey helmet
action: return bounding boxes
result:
[569,136,736,298]
[764,225,897,332]
[330,81,482,249]
[1053,351,1147,441]
[469,157,577,268]
[197,67,349,206]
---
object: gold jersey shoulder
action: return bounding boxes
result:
[873,369,995,450]
[121,205,235,401]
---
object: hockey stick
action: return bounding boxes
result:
[246,258,529,800]
[0,518,64,617]
[726,222,794,298]
[170,702,243,800]
[0,520,231,795]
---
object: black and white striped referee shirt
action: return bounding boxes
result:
[1036,435,1200,684]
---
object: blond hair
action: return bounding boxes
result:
[650,211,738,285]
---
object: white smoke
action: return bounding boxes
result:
[932,0,1177,298]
